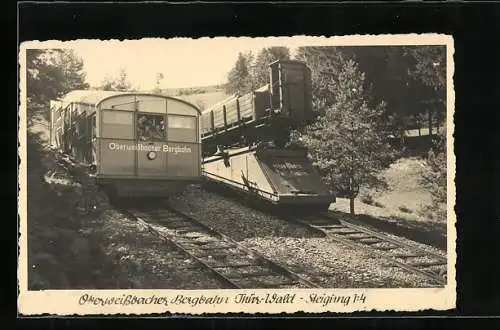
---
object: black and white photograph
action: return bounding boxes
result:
[18,35,455,314]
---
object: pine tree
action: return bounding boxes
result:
[26,49,89,107]
[294,51,395,215]
[153,72,164,93]
[225,52,254,95]
[421,130,447,220]
[252,47,290,87]
[404,45,446,134]
[295,46,345,114]
[100,68,132,91]
[55,49,89,93]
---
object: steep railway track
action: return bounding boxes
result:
[122,205,319,289]
[289,213,448,286]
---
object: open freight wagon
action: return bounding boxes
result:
[201,60,313,154]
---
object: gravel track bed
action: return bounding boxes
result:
[144,218,307,288]
[171,186,444,287]
[370,241,398,249]
[335,216,448,256]
[171,186,320,241]
[103,210,225,289]
[395,255,443,264]
[383,232,447,257]
[243,237,439,288]
[424,265,448,275]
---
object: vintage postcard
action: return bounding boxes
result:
[18,34,456,315]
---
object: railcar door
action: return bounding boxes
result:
[165,113,199,178]
[281,63,307,122]
[99,110,135,176]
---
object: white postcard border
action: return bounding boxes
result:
[18,34,456,315]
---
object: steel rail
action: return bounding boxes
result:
[287,214,447,286]
[123,207,319,289]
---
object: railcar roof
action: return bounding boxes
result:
[58,90,202,114]
[60,90,132,106]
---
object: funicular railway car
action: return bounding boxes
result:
[201,59,335,211]
[50,90,202,197]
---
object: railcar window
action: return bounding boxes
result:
[54,108,61,121]
[102,111,134,139]
[76,116,86,137]
[64,108,70,126]
[137,113,165,141]
[91,115,96,139]
[167,115,197,142]
[168,115,195,129]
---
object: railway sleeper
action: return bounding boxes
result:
[175,229,206,236]
[216,265,269,276]
[407,260,447,268]
[393,253,425,259]
[195,243,237,250]
[231,277,298,288]
[343,234,373,240]
[308,221,337,227]
[372,245,399,251]
[225,270,277,279]
[357,238,382,244]
[176,237,220,245]
[192,249,248,259]
[154,213,185,221]
[255,277,300,288]
[318,224,345,229]
[331,230,362,235]
[211,263,261,269]
[177,242,235,251]
[164,222,195,229]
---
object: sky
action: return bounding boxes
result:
[69,38,312,89]
[69,37,309,90]
[23,35,449,90]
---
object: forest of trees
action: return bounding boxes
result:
[26,49,89,109]
[26,49,141,113]
[225,47,291,95]
[225,45,446,134]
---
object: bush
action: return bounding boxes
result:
[421,132,447,221]
[361,194,374,205]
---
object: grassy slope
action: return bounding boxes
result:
[176,91,230,110]
[330,157,447,240]
[26,109,118,289]
[157,85,230,110]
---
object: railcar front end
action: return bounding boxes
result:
[51,91,202,198]
[96,94,201,197]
